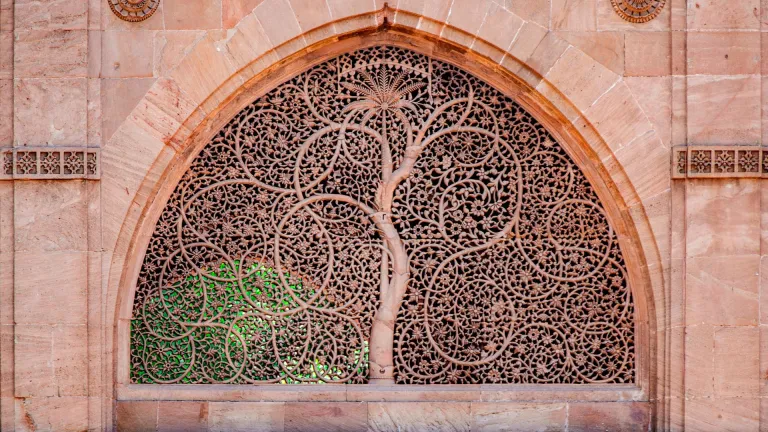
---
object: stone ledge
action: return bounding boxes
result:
[0,147,100,180]
[116,383,645,403]
[672,145,765,179]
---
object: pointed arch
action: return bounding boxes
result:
[103,4,668,428]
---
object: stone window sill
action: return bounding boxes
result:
[116,384,645,403]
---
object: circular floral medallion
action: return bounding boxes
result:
[108,0,160,22]
[610,0,666,23]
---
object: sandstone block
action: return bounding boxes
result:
[368,402,471,432]
[568,402,651,432]
[101,31,154,78]
[157,401,208,432]
[14,250,88,325]
[14,30,87,78]
[470,402,567,432]
[13,78,88,145]
[686,255,759,326]
[14,180,87,252]
[625,31,671,77]
[685,179,760,257]
[15,396,88,432]
[714,326,759,397]
[688,32,760,75]
[208,402,285,432]
[285,402,366,432]
[14,0,87,30]
[687,75,760,145]
[116,401,159,432]
[223,0,265,28]
[164,0,223,30]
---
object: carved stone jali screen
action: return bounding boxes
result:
[130,46,635,387]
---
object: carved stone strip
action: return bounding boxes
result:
[0,148,100,180]
[672,146,765,179]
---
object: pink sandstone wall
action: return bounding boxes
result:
[0,0,765,430]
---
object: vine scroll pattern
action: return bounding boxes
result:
[131,46,635,385]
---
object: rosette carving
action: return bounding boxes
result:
[108,0,160,22]
[611,0,666,23]
[131,46,635,385]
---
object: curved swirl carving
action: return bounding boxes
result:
[131,46,635,385]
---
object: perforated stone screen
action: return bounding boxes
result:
[130,46,635,385]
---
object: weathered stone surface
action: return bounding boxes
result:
[503,0,550,27]
[685,324,714,398]
[14,0,88,30]
[285,402,366,432]
[14,30,87,78]
[157,401,208,432]
[51,325,88,397]
[368,402,471,432]
[551,0,595,30]
[685,397,760,431]
[625,76,672,146]
[688,31,760,75]
[625,31,671,77]
[568,402,651,432]
[15,396,88,432]
[254,0,302,47]
[14,181,87,252]
[101,31,154,78]
[686,255,759,326]
[208,402,285,432]
[14,325,55,397]
[688,0,760,29]
[164,0,223,30]
[153,31,207,77]
[555,31,624,75]
[0,79,10,145]
[13,78,88,146]
[116,401,158,432]
[471,403,567,432]
[14,250,87,325]
[687,75,761,145]
[714,326,759,397]
[223,0,265,28]
[101,78,156,141]
[686,180,761,258]
[545,46,619,113]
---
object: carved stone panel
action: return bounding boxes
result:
[0,148,100,180]
[130,46,635,386]
[672,146,766,179]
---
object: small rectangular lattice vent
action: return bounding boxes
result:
[672,146,766,179]
[0,147,100,180]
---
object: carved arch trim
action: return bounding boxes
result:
[112,30,655,404]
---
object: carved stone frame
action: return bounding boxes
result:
[114,29,654,408]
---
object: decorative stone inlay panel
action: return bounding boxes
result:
[131,46,634,386]
[108,0,160,22]
[672,146,766,179]
[610,0,667,23]
[0,148,100,180]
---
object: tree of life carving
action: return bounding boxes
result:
[131,46,635,385]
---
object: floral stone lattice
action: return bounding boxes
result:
[131,46,635,385]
